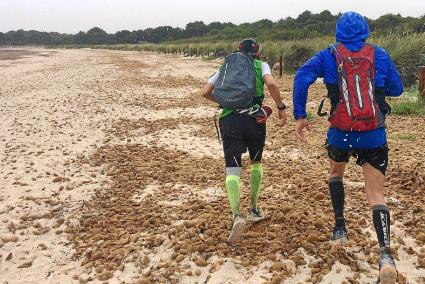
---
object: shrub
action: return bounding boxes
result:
[283,45,314,73]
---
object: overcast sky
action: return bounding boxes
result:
[1,0,424,34]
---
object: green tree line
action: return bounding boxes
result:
[1,10,424,46]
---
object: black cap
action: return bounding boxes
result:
[238,38,260,55]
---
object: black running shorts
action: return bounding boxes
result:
[219,113,266,167]
[327,143,389,175]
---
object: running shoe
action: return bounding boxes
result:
[377,248,397,284]
[227,214,246,244]
[330,226,348,245]
[247,207,265,223]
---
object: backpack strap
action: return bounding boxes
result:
[329,44,344,74]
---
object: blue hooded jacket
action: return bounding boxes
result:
[293,12,403,149]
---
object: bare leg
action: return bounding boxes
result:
[362,163,385,207]
[330,159,346,179]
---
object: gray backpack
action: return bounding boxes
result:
[212,52,256,109]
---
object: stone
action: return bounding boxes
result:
[17,260,33,268]
[1,234,18,243]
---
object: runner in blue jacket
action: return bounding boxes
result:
[293,12,403,284]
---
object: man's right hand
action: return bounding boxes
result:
[278,109,287,126]
[295,118,311,142]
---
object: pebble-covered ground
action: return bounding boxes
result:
[0,48,424,283]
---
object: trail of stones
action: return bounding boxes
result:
[67,51,425,283]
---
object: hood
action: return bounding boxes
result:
[336,12,370,51]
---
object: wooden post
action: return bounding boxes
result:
[279,55,283,78]
[419,66,425,99]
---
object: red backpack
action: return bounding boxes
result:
[329,44,379,131]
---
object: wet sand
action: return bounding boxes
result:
[0,48,56,61]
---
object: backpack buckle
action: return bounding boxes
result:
[338,63,344,73]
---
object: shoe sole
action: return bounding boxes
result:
[379,264,397,284]
[330,237,348,248]
[247,216,265,223]
[227,219,246,244]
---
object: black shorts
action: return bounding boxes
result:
[327,143,389,175]
[219,113,266,167]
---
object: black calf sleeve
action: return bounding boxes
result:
[372,205,391,249]
[329,176,345,228]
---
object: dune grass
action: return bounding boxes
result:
[94,34,425,118]
[391,100,425,115]
[93,33,424,86]
[306,111,317,121]
[370,32,425,86]
[390,86,425,116]
[394,133,417,141]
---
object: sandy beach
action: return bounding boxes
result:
[0,48,424,284]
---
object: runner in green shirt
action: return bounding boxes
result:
[202,38,288,244]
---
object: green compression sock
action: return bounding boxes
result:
[225,175,241,216]
[250,163,263,209]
